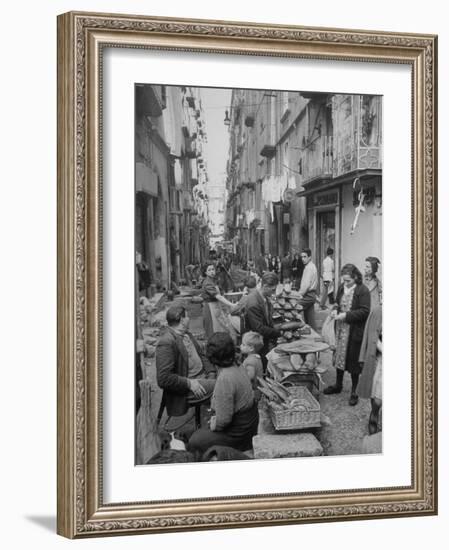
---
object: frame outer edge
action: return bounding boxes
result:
[430,35,438,513]
[86,25,102,523]
[56,10,438,537]
[57,12,77,539]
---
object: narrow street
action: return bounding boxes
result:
[135,84,383,464]
[140,290,373,459]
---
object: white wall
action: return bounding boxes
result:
[0,0,446,548]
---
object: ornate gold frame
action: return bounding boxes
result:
[57,11,438,538]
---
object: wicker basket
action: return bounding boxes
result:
[268,385,321,431]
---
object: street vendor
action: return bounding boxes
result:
[202,264,238,343]
[244,271,282,368]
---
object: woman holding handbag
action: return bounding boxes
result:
[323,263,370,406]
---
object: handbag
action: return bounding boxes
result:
[321,314,336,349]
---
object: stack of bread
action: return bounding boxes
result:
[271,288,312,343]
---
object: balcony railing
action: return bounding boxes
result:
[301,96,382,186]
[333,94,382,177]
[301,135,333,185]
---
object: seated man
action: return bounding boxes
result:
[156,304,216,419]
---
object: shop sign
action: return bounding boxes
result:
[313,191,338,207]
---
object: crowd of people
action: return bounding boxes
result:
[153,249,383,462]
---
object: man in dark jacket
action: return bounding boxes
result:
[156,304,216,418]
[244,271,282,368]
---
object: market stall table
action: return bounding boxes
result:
[266,329,330,399]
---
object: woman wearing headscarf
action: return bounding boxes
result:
[201,264,237,343]
[364,256,382,310]
[357,305,383,433]
[323,263,371,406]
[188,332,259,455]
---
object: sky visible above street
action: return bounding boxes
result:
[200,86,232,194]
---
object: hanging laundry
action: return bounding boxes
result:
[288,175,296,189]
[279,173,288,197]
[272,176,281,203]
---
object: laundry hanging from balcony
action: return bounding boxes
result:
[262,174,291,222]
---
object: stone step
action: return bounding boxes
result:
[252,433,323,459]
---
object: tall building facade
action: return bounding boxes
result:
[225,89,382,280]
[135,85,210,294]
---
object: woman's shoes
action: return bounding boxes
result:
[349,393,359,406]
[368,411,378,434]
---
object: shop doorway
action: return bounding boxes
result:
[316,210,336,286]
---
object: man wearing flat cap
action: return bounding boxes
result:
[156,304,216,418]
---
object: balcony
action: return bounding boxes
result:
[332,94,382,177]
[301,135,333,186]
[298,95,382,194]
[260,144,276,159]
[135,85,166,117]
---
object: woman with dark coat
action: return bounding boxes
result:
[323,263,371,406]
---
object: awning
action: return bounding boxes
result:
[296,168,381,197]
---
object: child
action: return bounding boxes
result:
[240,331,264,401]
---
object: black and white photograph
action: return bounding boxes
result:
[1,0,443,544]
[135,84,383,465]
